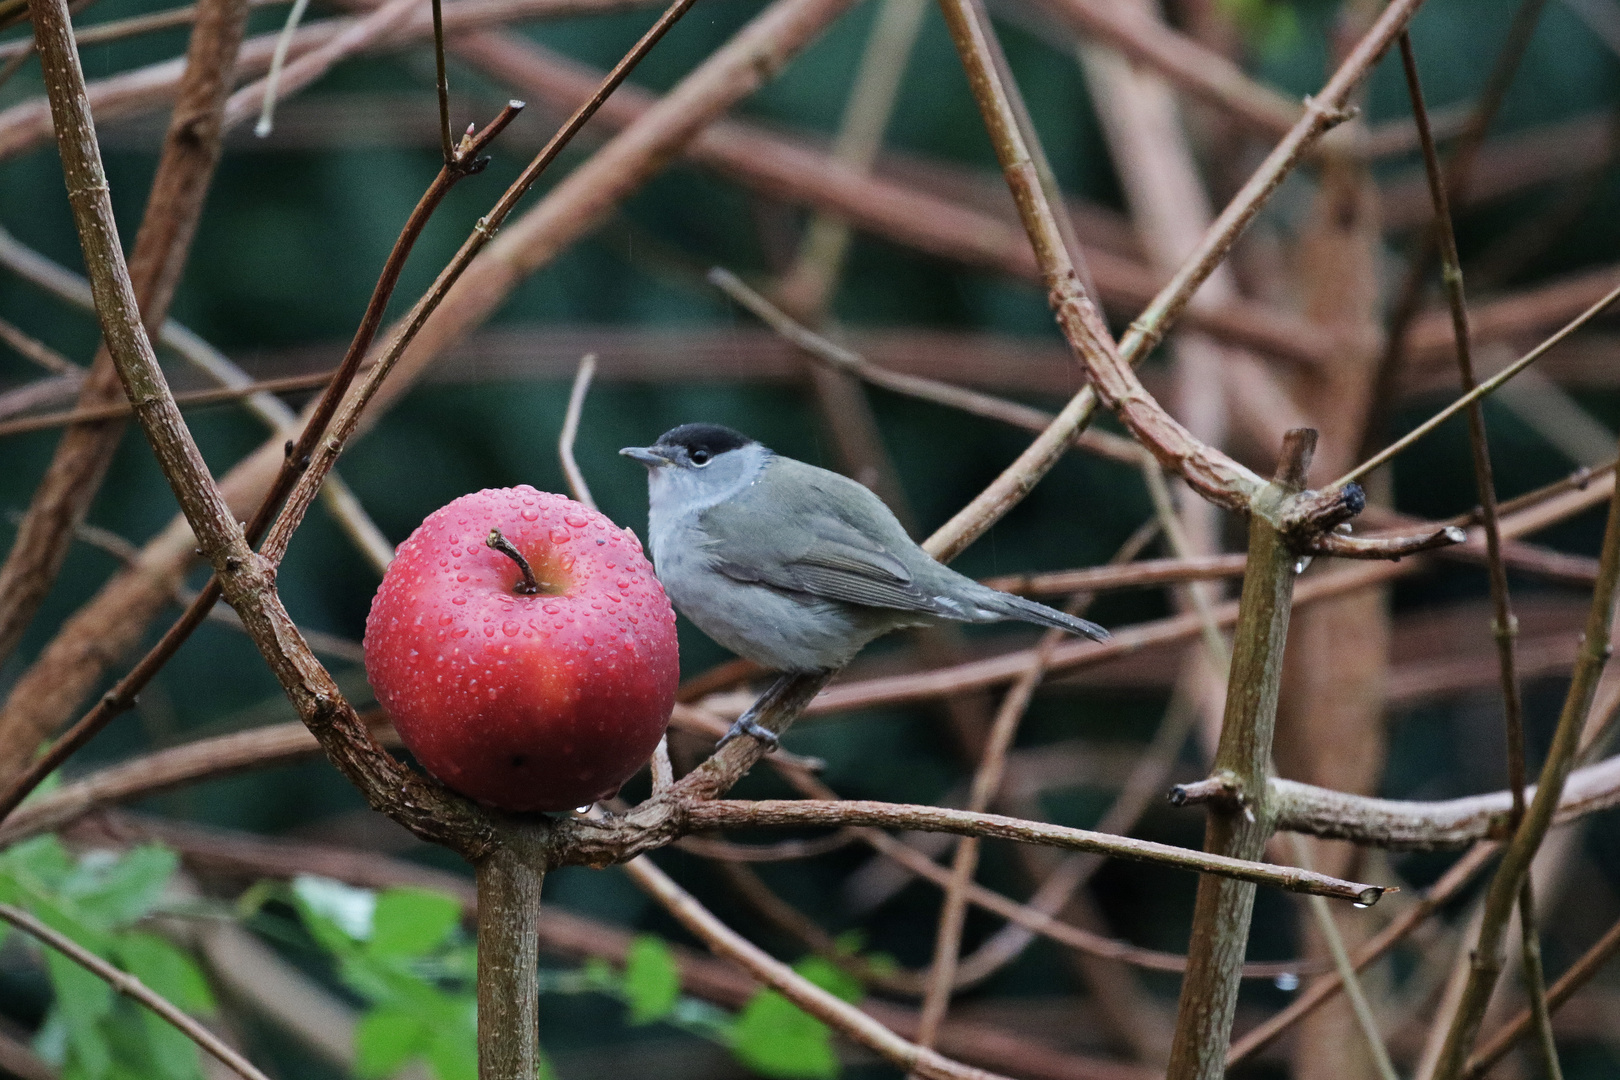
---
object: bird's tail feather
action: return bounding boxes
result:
[988,591,1109,641]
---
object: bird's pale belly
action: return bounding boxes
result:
[668,569,897,672]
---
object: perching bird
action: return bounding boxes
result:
[621,424,1108,741]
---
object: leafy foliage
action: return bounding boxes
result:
[0,837,214,1080]
[731,956,865,1080]
[276,870,887,1079]
[279,875,493,1080]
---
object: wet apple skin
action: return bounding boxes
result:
[365,485,680,812]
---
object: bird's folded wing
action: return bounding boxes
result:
[698,474,957,616]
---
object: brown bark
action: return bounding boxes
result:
[1274,142,1390,1080]
[0,0,250,717]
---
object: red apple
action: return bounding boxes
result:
[364,485,679,811]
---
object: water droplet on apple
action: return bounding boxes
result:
[439,613,453,625]
[550,528,570,544]
[484,626,496,636]
[503,621,520,636]
[457,573,469,582]
[564,514,588,528]
[543,603,562,615]
[452,595,467,605]
[616,578,631,590]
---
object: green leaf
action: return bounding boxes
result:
[423,1001,477,1080]
[293,875,376,940]
[1,835,74,893]
[134,1005,204,1080]
[731,988,839,1080]
[67,846,178,929]
[59,1018,112,1080]
[292,875,375,953]
[622,935,680,1024]
[355,1008,428,1079]
[44,953,113,1080]
[116,933,214,1014]
[791,957,862,1005]
[368,888,462,959]
[44,951,114,1030]
[729,955,861,1080]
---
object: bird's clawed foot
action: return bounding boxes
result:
[716,714,780,751]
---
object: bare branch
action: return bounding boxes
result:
[1430,435,1620,1080]
[677,799,1383,904]
[0,903,272,1080]
[708,266,1146,467]
[1266,753,1620,849]
[1226,842,1499,1067]
[1336,276,1620,490]
[1464,912,1620,1077]
[0,0,252,695]
[558,353,597,507]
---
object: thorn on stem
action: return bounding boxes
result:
[486,528,540,595]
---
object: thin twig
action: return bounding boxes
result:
[708,267,1146,466]
[0,903,273,1080]
[0,0,282,59]
[1337,277,1620,490]
[1515,878,1565,1079]
[1035,0,1301,138]
[1286,834,1400,1080]
[624,856,1011,1080]
[0,369,354,437]
[1402,32,1561,1080]
[1428,435,1620,1080]
[1359,0,1552,463]
[255,0,700,567]
[0,0,252,707]
[21,0,501,855]
[558,353,597,508]
[914,577,1117,1046]
[0,315,83,376]
[252,0,310,136]
[1463,911,1620,1077]
[431,0,453,162]
[681,799,1383,903]
[0,103,523,827]
[1226,841,1499,1066]
[1400,30,1528,822]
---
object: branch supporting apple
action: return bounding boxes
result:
[364,485,680,812]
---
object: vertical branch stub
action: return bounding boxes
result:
[476,839,545,1080]
[1165,428,1314,1080]
[487,529,540,596]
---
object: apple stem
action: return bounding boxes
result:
[486,528,541,595]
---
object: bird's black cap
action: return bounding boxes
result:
[654,424,755,458]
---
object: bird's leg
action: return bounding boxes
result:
[717,713,780,750]
[714,672,822,751]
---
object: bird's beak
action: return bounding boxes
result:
[620,445,671,467]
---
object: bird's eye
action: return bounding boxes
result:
[691,449,711,466]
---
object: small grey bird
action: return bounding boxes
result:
[621,424,1108,743]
